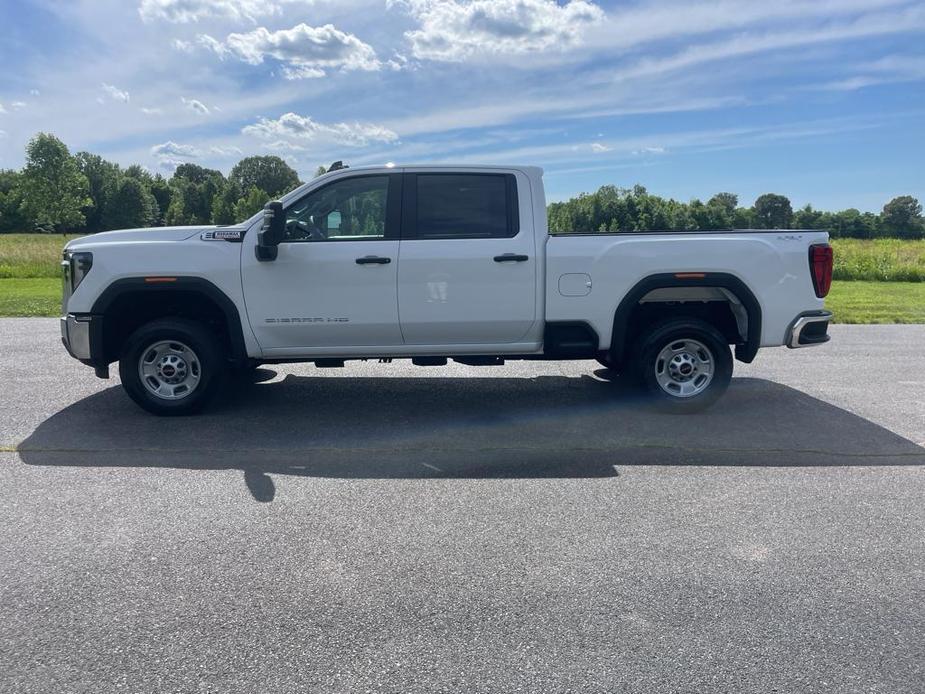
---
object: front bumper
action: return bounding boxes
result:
[787,310,832,348]
[61,314,92,359]
[61,313,109,377]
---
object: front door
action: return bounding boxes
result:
[397,172,537,345]
[242,173,403,353]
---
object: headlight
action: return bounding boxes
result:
[69,252,93,290]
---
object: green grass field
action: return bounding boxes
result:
[825,281,925,323]
[1,233,923,322]
[0,233,80,279]
[0,278,61,317]
[832,238,925,282]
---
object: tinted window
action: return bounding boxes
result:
[285,175,389,242]
[416,174,515,239]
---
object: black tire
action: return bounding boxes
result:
[631,318,732,414]
[119,318,224,416]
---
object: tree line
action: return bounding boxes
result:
[0,132,922,238]
[548,185,923,239]
[0,132,308,234]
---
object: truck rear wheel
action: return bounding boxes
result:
[631,318,732,413]
[119,318,224,416]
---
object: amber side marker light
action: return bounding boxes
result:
[144,277,178,283]
[674,272,706,279]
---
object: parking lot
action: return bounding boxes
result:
[2,319,923,693]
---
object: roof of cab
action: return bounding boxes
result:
[319,163,543,176]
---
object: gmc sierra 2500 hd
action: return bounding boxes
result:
[60,164,833,415]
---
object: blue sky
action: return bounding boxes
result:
[0,0,923,211]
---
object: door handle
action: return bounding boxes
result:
[493,254,529,262]
[356,256,391,265]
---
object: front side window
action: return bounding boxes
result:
[285,175,389,242]
[415,174,516,239]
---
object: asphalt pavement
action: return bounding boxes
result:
[1,319,923,693]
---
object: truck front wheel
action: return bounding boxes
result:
[631,318,732,413]
[119,318,224,416]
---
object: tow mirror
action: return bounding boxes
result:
[256,201,285,261]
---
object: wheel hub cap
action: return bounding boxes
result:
[139,340,201,401]
[654,338,715,398]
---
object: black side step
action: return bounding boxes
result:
[454,356,505,366]
[314,358,345,368]
[412,357,447,366]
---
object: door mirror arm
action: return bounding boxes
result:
[256,201,285,261]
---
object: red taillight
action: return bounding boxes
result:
[809,244,833,298]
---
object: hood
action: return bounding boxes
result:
[65,225,216,250]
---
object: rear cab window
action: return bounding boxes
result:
[404,173,519,239]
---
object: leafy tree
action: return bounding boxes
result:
[690,198,730,230]
[211,181,242,225]
[314,165,328,178]
[233,186,270,221]
[102,177,158,229]
[708,192,738,216]
[168,164,225,225]
[172,163,222,186]
[0,170,30,232]
[881,196,923,239]
[19,133,90,233]
[164,178,197,226]
[229,156,301,198]
[74,152,121,233]
[123,164,154,185]
[792,204,827,230]
[148,174,172,226]
[753,193,793,229]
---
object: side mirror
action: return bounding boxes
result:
[256,201,285,261]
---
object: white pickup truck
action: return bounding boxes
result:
[60,164,833,415]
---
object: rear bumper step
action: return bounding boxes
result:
[787,310,832,348]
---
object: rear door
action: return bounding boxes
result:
[397,171,537,345]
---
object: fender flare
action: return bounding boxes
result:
[609,272,762,365]
[90,276,248,363]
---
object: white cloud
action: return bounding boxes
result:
[397,0,604,61]
[817,53,925,91]
[149,141,203,171]
[210,145,244,156]
[181,96,210,114]
[633,146,666,155]
[207,23,380,79]
[140,106,163,115]
[138,0,277,23]
[590,142,611,153]
[606,6,925,85]
[11,101,26,110]
[150,141,200,158]
[243,112,399,147]
[171,38,194,52]
[0,103,6,114]
[196,34,228,58]
[101,83,130,103]
[263,139,307,152]
[29,89,40,96]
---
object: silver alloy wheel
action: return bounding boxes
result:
[138,340,201,401]
[653,338,715,398]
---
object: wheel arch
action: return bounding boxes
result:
[90,277,248,365]
[608,272,762,366]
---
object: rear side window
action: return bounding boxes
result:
[414,174,518,239]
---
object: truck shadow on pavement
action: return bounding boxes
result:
[18,372,925,501]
